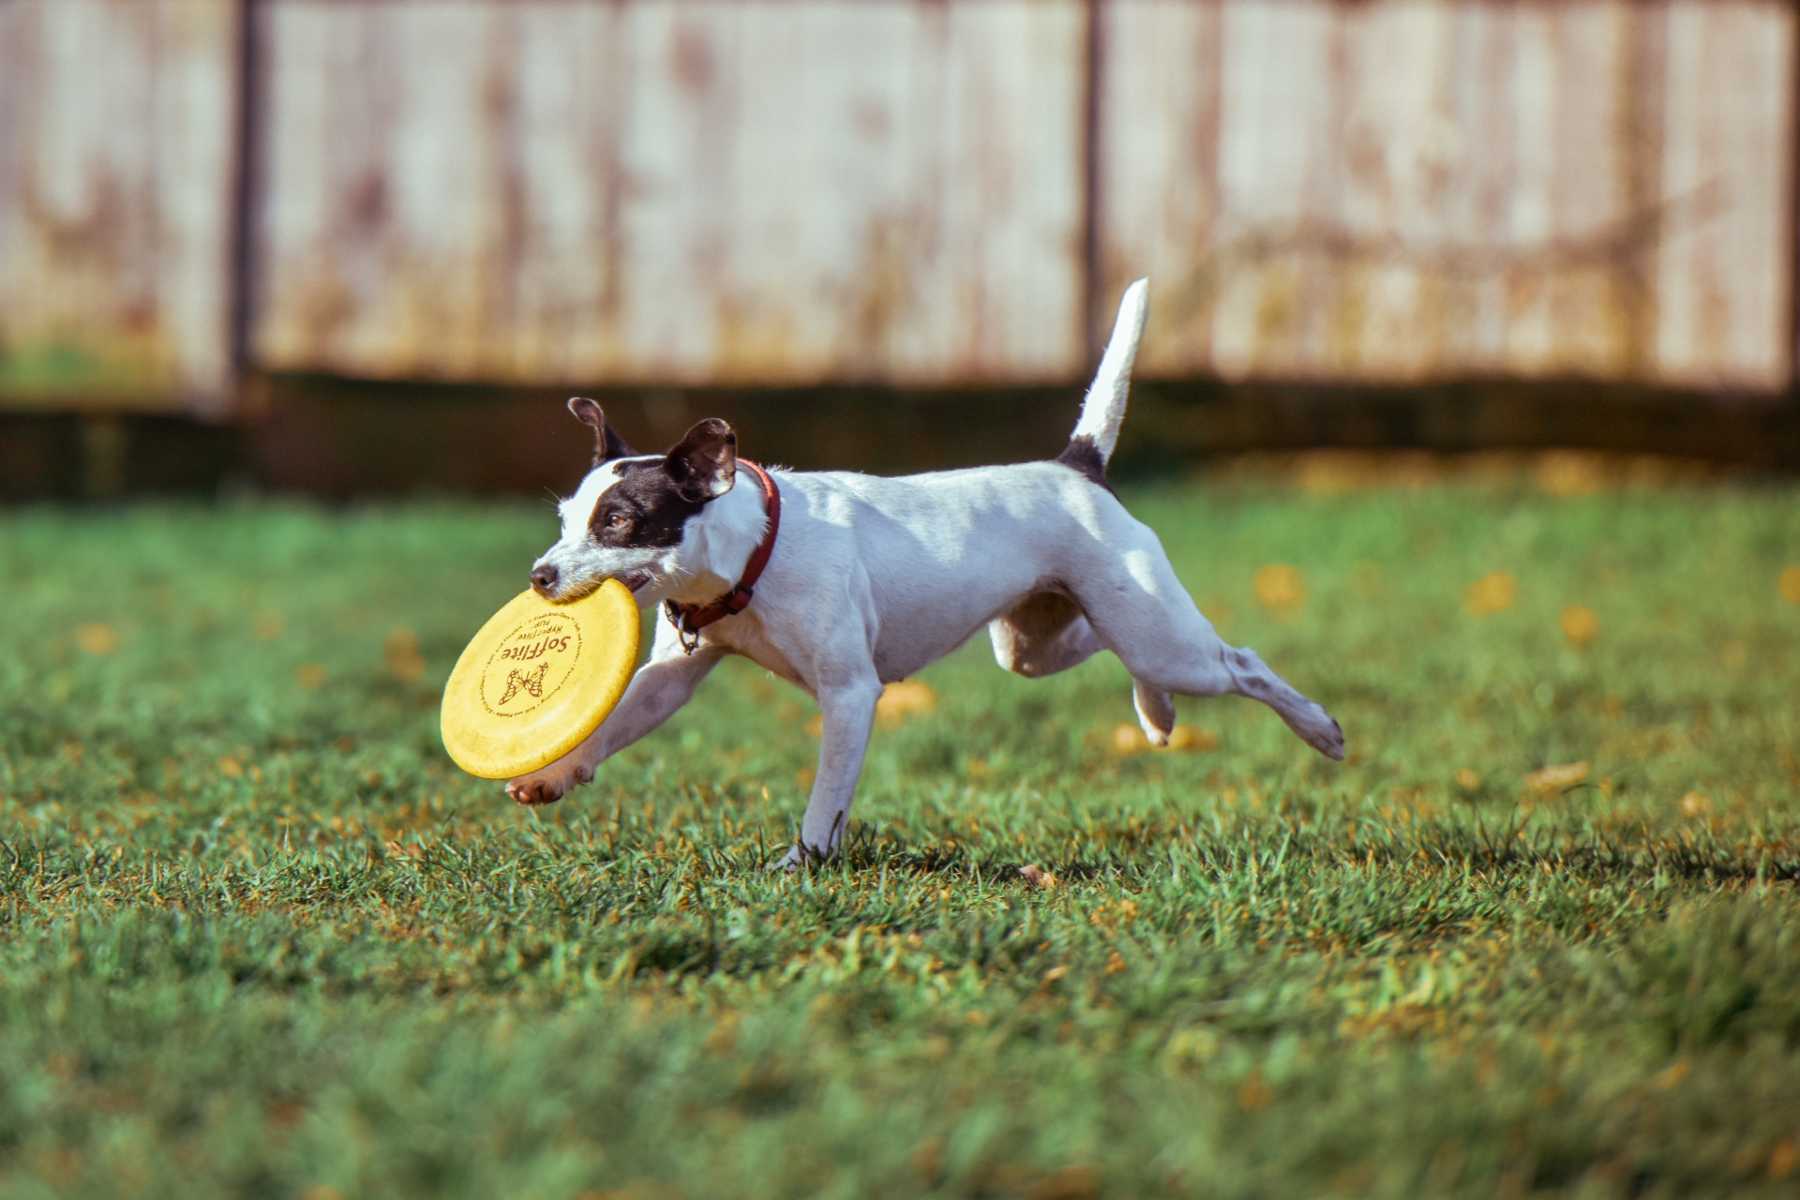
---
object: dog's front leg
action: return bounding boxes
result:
[506,637,725,807]
[779,674,883,869]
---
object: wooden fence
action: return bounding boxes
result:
[2,0,1794,412]
[0,0,240,408]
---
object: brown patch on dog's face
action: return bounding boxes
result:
[536,417,742,603]
[587,459,707,550]
[581,418,740,550]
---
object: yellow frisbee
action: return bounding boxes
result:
[440,580,641,780]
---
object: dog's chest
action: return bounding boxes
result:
[701,617,810,693]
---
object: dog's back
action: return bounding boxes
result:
[757,281,1153,682]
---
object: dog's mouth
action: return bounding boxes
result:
[543,569,653,604]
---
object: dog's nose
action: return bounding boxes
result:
[530,564,559,595]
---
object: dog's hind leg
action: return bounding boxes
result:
[992,591,1179,745]
[1132,681,1177,746]
[1073,537,1345,760]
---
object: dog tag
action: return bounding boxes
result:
[440,580,641,780]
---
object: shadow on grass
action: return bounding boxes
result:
[832,818,1800,890]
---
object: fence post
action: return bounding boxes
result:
[226,0,265,410]
[1790,8,1800,406]
[1080,0,1104,367]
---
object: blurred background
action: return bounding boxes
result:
[1,0,1796,496]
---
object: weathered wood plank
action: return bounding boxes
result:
[0,0,238,408]
[4,0,1790,398]
[1653,1,1792,387]
[1095,0,1227,372]
[1098,0,1794,390]
[252,0,1088,385]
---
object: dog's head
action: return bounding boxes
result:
[529,397,739,604]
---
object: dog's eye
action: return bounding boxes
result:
[604,511,631,531]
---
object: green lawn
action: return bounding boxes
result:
[2,473,1798,1198]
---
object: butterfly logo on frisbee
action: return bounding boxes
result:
[497,662,550,706]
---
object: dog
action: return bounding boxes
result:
[508,280,1345,867]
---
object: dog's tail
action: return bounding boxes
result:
[1064,278,1148,475]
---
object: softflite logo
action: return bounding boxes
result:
[479,611,582,717]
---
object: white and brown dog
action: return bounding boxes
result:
[510,281,1344,867]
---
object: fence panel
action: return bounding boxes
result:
[2,0,1791,404]
[251,0,1089,386]
[1097,0,1795,390]
[0,0,238,409]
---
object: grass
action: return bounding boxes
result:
[2,468,1799,1198]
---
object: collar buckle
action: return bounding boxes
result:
[665,601,703,656]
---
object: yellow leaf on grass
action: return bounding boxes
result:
[1031,1165,1100,1200]
[1455,768,1482,792]
[1111,724,1150,755]
[295,663,328,689]
[1111,723,1217,755]
[384,627,426,682]
[1534,451,1607,497]
[1465,572,1517,616]
[1253,564,1305,614]
[1559,605,1599,647]
[75,623,119,655]
[1525,761,1589,794]
[1680,791,1712,819]
[1166,725,1220,752]
[1780,566,1800,605]
[876,680,937,727]
[1237,1070,1273,1112]
[911,1137,945,1182]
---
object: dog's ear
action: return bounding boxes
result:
[664,418,737,502]
[567,396,636,464]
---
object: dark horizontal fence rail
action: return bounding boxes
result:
[0,0,1795,418]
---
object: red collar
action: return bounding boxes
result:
[665,459,781,653]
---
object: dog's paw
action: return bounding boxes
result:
[505,759,593,807]
[767,841,832,872]
[1304,710,1346,761]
